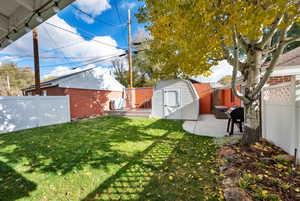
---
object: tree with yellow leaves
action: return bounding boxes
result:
[137,0,300,145]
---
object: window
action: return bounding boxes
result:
[165,90,180,107]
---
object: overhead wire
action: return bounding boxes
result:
[45,22,127,50]
[112,0,128,46]
[42,25,77,69]
[40,52,127,68]
[71,5,125,27]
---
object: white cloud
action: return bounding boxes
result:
[120,1,137,9]
[192,60,236,83]
[1,15,124,75]
[74,0,111,24]
[0,56,20,63]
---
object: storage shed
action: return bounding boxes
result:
[151,79,199,120]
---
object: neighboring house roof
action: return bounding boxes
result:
[23,67,125,92]
[270,47,300,76]
[276,47,300,67]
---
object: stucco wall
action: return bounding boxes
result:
[192,83,213,114]
[222,88,241,108]
[126,87,153,109]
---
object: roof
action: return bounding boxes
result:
[0,0,75,48]
[276,47,300,67]
[266,46,300,76]
[23,67,125,92]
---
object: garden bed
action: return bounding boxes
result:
[218,139,300,201]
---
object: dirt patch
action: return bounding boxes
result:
[218,140,300,201]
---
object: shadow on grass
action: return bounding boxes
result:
[82,125,220,201]
[0,161,37,201]
[0,117,177,175]
[0,117,221,201]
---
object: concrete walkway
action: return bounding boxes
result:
[183,115,243,138]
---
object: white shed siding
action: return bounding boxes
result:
[152,79,199,120]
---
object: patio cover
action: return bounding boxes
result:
[0,0,75,49]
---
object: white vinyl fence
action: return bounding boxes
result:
[0,96,70,134]
[262,77,300,161]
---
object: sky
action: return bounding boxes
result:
[0,0,145,79]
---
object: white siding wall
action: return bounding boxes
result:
[0,96,70,134]
[152,79,199,120]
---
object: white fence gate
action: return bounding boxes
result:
[0,96,70,134]
[262,77,300,161]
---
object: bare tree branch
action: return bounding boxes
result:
[220,38,235,66]
[284,34,300,45]
[236,32,248,50]
[258,13,285,48]
[251,23,291,98]
[232,25,250,104]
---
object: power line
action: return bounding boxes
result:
[40,52,126,68]
[41,39,84,53]
[45,22,127,50]
[71,5,125,27]
[64,53,127,70]
[42,26,77,69]
[112,0,128,46]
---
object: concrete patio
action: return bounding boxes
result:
[183,115,243,138]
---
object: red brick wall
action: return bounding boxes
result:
[24,86,65,96]
[25,87,123,119]
[193,83,213,114]
[268,75,292,85]
[64,89,122,119]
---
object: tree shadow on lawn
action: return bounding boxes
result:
[0,117,182,176]
[0,161,37,201]
[82,124,221,201]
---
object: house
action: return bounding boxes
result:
[151,79,199,120]
[22,67,125,119]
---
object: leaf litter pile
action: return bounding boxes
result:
[218,139,300,201]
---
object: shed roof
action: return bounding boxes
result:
[0,0,75,48]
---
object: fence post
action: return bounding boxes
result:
[291,77,298,163]
[66,95,71,121]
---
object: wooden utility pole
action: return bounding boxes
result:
[32,28,41,95]
[127,9,133,88]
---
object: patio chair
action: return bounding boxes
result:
[226,107,244,135]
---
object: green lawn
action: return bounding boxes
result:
[0,116,222,201]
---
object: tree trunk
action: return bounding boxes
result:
[241,101,260,146]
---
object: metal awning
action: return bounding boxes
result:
[0,0,75,49]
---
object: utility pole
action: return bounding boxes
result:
[127,9,133,88]
[32,28,41,95]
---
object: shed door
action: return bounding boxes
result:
[163,88,181,119]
